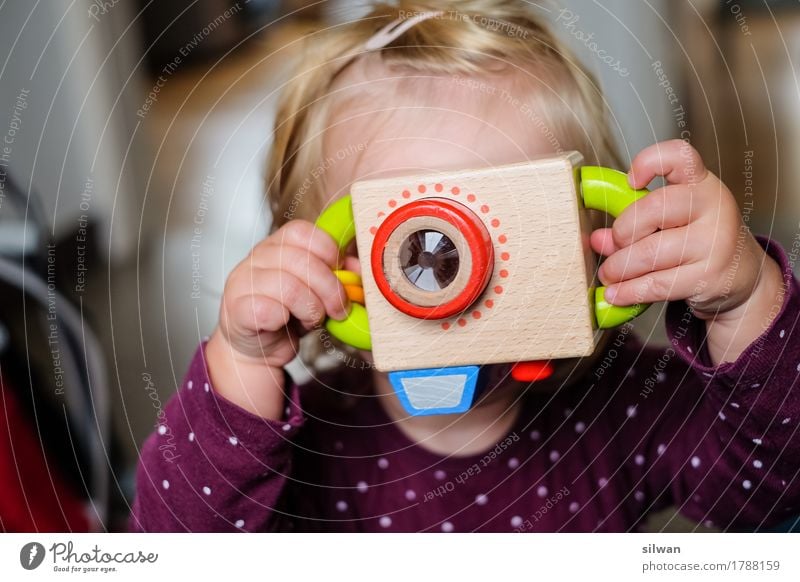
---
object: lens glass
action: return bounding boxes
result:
[399,230,460,292]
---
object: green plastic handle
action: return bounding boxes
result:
[315,195,372,350]
[580,166,651,329]
[316,194,356,253]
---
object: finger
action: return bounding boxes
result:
[628,139,708,189]
[224,293,291,339]
[236,269,329,332]
[247,245,350,319]
[611,184,698,248]
[342,255,362,275]
[604,264,703,306]
[590,228,619,257]
[599,227,698,286]
[262,220,341,268]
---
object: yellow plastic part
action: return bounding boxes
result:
[333,269,362,287]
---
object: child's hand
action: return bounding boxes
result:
[590,139,784,364]
[205,220,350,419]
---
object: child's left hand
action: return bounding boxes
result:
[590,139,785,364]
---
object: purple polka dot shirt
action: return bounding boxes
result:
[131,238,800,532]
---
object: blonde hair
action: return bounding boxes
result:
[266,0,621,227]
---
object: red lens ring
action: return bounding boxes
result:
[371,198,494,319]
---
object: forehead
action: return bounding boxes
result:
[321,58,559,200]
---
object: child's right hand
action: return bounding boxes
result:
[205,220,350,419]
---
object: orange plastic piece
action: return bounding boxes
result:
[344,284,365,305]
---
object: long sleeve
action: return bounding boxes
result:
[638,237,800,530]
[129,342,304,532]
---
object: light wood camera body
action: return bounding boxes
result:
[350,152,602,372]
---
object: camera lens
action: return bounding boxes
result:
[399,230,459,292]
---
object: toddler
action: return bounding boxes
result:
[132,0,800,532]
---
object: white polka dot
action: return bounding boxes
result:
[285,406,291,417]
[782,417,792,425]
[187,380,193,389]
[752,438,763,446]
[475,494,488,506]
[564,408,573,418]
[282,423,292,432]
[686,347,693,354]
[336,500,348,512]
[405,489,416,501]
[507,457,520,469]
[656,371,667,382]
[743,480,752,490]
[162,479,169,490]
[203,382,209,392]
[434,469,446,480]
[753,459,763,469]
[703,519,714,528]
[379,516,392,528]
[574,421,586,433]
[691,456,701,468]
[377,458,389,469]
[510,515,523,528]
[356,481,368,493]
[530,430,541,441]
[228,436,238,446]
[693,494,701,502]
[334,441,344,451]
[157,425,167,435]
[702,372,713,378]
[188,432,195,442]
[202,486,211,495]
[598,477,608,488]
[235,519,245,528]
[657,444,666,455]
[537,485,548,497]
[796,363,800,373]
[634,454,645,466]
[441,521,454,532]
[731,402,740,408]
[626,405,637,418]
[751,383,761,389]
[549,450,560,462]
[634,490,645,502]
[718,411,727,421]
[782,480,787,487]
[569,501,579,513]
[779,329,785,338]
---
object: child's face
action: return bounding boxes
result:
[323,59,558,195]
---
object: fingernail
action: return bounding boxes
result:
[605,285,617,303]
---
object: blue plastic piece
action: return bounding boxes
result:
[388,366,481,416]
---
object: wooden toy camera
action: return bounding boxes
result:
[315,152,649,416]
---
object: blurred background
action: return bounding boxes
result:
[0,0,797,532]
